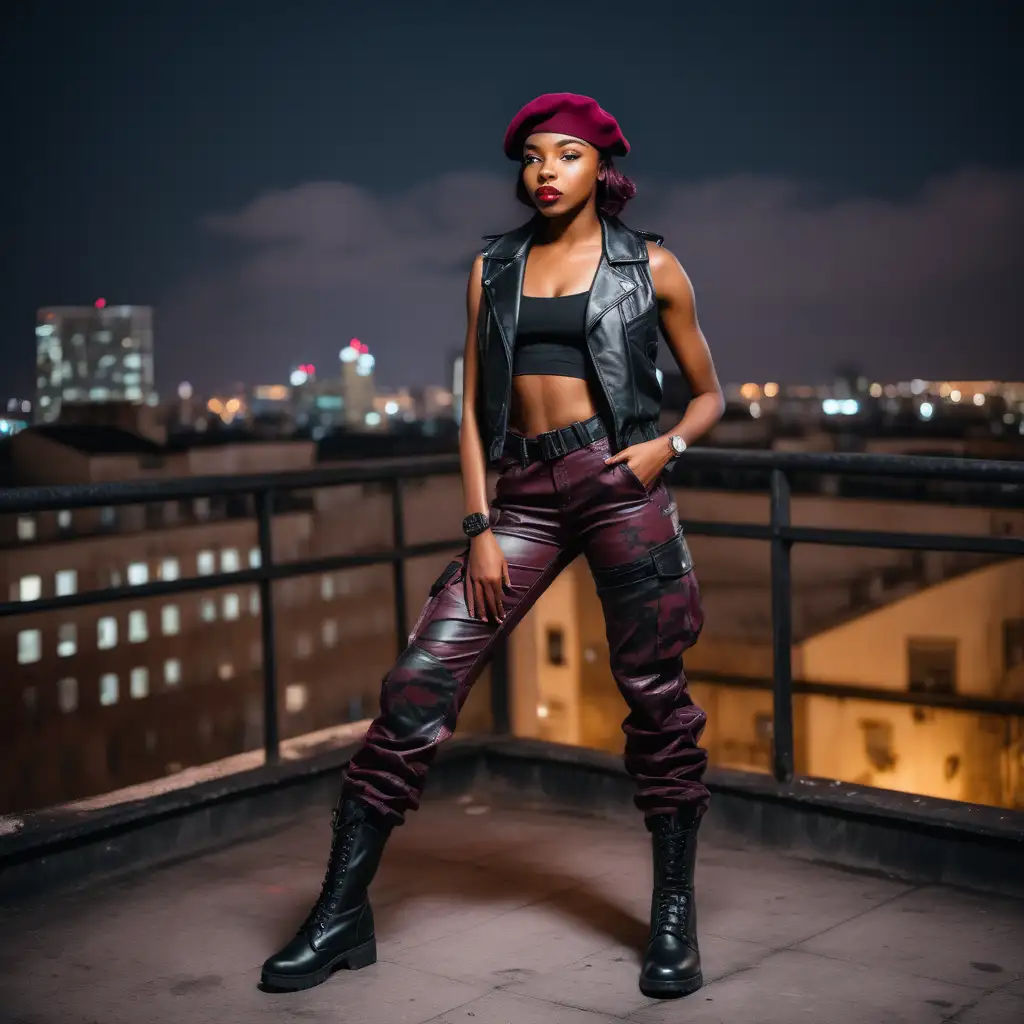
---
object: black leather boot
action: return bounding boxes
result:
[638,813,703,999]
[260,798,391,991]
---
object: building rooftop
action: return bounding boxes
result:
[29,423,166,456]
[2,792,1022,1023]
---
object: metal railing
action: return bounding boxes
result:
[2,448,1023,793]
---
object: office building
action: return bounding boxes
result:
[35,302,156,423]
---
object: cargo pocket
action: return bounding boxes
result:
[652,533,702,660]
[408,555,466,644]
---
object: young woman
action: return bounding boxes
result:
[261,92,725,1001]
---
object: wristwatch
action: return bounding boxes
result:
[667,434,688,459]
[462,511,490,538]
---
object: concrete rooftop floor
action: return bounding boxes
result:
[2,796,1023,1024]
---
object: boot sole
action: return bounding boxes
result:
[639,971,703,999]
[261,938,377,991]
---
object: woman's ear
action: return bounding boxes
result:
[597,162,607,183]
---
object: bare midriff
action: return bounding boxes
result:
[508,374,599,436]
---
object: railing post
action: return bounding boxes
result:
[769,468,795,782]
[490,635,511,735]
[257,490,280,764]
[391,477,408,657]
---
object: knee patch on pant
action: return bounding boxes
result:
[378,643,460,745]
[593,529,703,666]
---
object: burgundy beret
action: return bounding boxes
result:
[503,93,629,160]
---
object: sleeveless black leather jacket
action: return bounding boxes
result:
[476,213,665,465]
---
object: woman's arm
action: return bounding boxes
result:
[603,244,725,483]
[459,254,490,518]
[649,244,725,452]
[459,253,511,622]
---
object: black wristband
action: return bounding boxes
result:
[462,512,490,538]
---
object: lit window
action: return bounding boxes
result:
[217,662,235,680]
[20,575,42,602]
[249,588,261,616]
[221,548,240,573]
[100,673,119,706]
[18,629,42,664]
[200,598,217,622]
[296,634,313,658]
[108,568,122,587]
[194,497,210,520]
[55,569,77,596]
[164,659,181,685]
[160,557,179,581]
[161,605,180,635]
[130,667,149,698]
[321,575,334,600]
[57,510,72,529]
[286,683,308,713]
[101,507,116,526]
[223,592,240,620]
[129,610,148,642]
[127,562,148,586]
[322,619,338,647]
[197,550,215,575]
[97,616,118,649]
[58,677,78,713]
[17,516,36,541]
[57,623,77,657]
[248,547,261,569]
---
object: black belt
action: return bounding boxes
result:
[503,414,607,466]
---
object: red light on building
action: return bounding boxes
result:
[95,298,106,309]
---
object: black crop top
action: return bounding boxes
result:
[512,291,589,379]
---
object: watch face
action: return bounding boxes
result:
[671,435,687,454]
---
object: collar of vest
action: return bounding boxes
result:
[481,214,654,265]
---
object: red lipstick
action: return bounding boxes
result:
[534,187,562,204]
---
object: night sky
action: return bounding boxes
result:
[3,1,1022,398]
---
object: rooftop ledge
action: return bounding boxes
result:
[1,733,1022,907]
[2,737,1023,1024]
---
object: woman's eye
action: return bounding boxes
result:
[562,152,581,161]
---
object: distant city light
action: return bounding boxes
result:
[763,382,779,398]
[919,402,934,420]
[823,399,859,417]
[384,400,399,415]
[950,389,962,403]
[289,368,308,387]
[20,400,30,413]
[365,411,381,426]
[869,382,883,398]
[910,379,925,395]
[95,298,106,309]
[178,381,193,400]
[973,393,985,407]
[749,401,762,419]
[356,352,375,376]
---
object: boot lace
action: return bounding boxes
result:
[300,807,360,935]
[653,826,692,938]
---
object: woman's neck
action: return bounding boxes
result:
[534,201,602,247]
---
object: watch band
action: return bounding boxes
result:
[462,512,490,538]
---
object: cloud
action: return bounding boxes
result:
[158,167,1024,392]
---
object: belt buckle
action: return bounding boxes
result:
[545,430,568,460]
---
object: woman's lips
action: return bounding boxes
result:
[535,188,562,203]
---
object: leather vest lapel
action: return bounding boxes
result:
[481,220,534,367]
[585,215,640,333]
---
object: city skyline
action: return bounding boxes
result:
[4,1,1021,399]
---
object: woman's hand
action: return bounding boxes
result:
[466,530,511,622]
[604,438,672,489]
